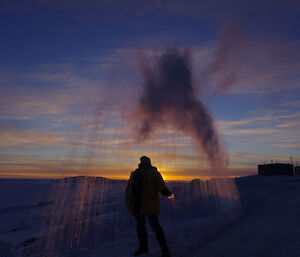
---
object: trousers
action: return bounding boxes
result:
[135,214,169,253]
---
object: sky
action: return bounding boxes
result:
[0,0,299,180]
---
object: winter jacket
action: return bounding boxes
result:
[126,165,172,215]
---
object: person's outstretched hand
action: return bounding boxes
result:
[168,194,175,199]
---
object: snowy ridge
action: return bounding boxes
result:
[62,176,126,184]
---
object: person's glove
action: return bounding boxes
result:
[168,194,175,199]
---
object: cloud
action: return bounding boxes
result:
[111,31,300,95]
[0,64,110,120]
[215,107,300,153]
[224,128,280,135]
[270,143,300,149]
[0,126,66,147]
[218,111,300,129]
[0,25,298,178]
[195,22,300,94]
[276,120,300,128]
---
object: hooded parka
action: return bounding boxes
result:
[126,165,172,215]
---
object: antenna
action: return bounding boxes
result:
[290,157,293,165]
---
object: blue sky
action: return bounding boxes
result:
[0,0,299,179]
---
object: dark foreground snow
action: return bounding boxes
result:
[189,176,300,257]
[0,175,300,257]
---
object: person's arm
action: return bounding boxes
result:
[157,171,173,197]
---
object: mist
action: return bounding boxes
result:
[132,48,227,168]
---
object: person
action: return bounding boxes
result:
[126,156,174,257]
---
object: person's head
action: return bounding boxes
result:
[139,156,151,169]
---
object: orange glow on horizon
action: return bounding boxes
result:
[0,171,242,181]
[0,163,255,180]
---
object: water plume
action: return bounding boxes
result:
[202,22,300,94]
[202,22,247,93]
[133,47,227,167]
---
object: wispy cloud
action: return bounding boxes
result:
[0,126,66,147]
[224,128,280,135]
[277,120,300,128]
[0,65,110,120]
[194,22,300,94]
[218,112,300,129]
[216,107,300,152]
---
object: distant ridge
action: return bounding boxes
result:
[63,176,126,184]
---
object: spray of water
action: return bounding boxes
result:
[36,19,300,254]
[36,44,245,256]
[201,22,247,93]
[132,47,227,168]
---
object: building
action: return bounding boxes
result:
[258,163,294,176]
[295,166,300,175]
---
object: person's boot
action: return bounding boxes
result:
[134,247,149,256]
[161,250,171,257]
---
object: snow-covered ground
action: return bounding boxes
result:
[0,175,300,257]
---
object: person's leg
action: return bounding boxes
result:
[135,214,149,255]
[147,214,170,255]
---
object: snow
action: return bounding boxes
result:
[0,175,300,257]
[189,176,300,257]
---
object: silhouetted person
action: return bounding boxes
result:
[126,156,174,257]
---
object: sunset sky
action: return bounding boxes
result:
[0,0,299,180]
